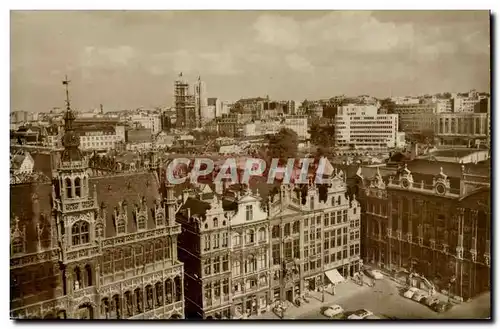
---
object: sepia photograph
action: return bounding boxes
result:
[9,9,491,321]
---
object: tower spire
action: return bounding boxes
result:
[62,76,76,131]
[60,76,83,162]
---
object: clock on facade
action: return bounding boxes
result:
[401,178,410,189]
[435,182,446,195]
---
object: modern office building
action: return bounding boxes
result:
[334,105,400,149]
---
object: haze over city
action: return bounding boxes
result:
[11,10,490,112]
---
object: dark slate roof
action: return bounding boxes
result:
[10,182,54,254]
[406,159,490,178]
[179,197,211,218]
[31,153,54,178]
[90,171,161,238]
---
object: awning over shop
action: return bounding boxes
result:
[325,269,345,285]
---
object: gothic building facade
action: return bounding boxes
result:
[354,161,491,301]
[10,82,185,319]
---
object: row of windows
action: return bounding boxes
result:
[64,176,87,199]
[232,254,267,276]
[101,239,171,275]
[204,279,230,302]
[102,277,182,318]
[204,255,229,276]
[323,229,348,250]
[203,232,229,251]
[82,135,117,140]
[323,210,349,227]
[231,228,266,247]
[82,141,115,148]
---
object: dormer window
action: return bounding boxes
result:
[137,216,146,231]
[11,238,24,254]
[156,213,164,227]
[213,218,219,228]
[117,219,126,234]
[245,205,253,221]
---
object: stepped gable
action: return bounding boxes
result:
[10,182,53,253]
[91,171,161,238]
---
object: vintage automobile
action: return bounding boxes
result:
[347,309,374,320]
[322,304,344,318]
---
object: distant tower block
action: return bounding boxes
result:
[174,72,196,129]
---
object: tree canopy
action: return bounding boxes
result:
[266,128,299,163]
[309,123,336,148]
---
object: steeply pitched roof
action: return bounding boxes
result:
[10,182,54,254]
[90,171,161,238]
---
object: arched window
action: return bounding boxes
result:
[155,240,163,262]
[156,213,164,227]
[213,217,218,228]
[155,282,164,307]
[11,238,24,254]
[74,266,82,290]
[174,276,182,302]
[112,294,121,319]
[75,177,81,197]
[65,178,72,199]
[246,229,255,244]
[117,219,126,234]
[124,291,133,317]
[233,233,241,246]
[80,222,89,244]
[258,228,266,242]
[145,285,154,311]
[165,278,173,304]
[85,264,92,287]
[72,223,80,245]
[331,197,335,206]
[337,195,341,205]
[101,298,110,319]
[134,288,143,313]
[232,260,241,276]
[82,177,87,197]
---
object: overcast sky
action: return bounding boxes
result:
[11,10,490,112]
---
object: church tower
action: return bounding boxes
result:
[53,77,99,298]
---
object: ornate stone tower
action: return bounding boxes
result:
[53,77,99,311]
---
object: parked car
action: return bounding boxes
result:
[364,269,384,280]
[432,302,452,313]
[347,309,374,320]
[323,304,344,318]
[421,297,440,307]
[412,291,427,302]
[365,315,383,320]
[403,287,420,299]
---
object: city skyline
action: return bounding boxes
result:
[11,10,490,112]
